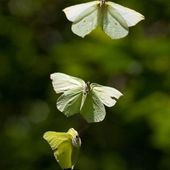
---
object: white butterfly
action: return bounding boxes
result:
[63,0,144,39]
[50,72,123,123]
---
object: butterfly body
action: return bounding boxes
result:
[43,128,81,170]
[63,0,144,39]
[51,72,122,122]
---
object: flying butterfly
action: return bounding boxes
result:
[63,0,144,39]
[43,128,81,170]
[50,72,123,123]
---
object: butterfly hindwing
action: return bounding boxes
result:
[63,1,100,37]
[103,3,129,39]
[54,141,73,169]
[80,83,122,122]
[72,9,98,38]
[71,5,99,37]
[80,91,106,123]
[57,88,85,117]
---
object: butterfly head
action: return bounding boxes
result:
[99,0,105,6]
[72,134,81,148]
[68,128,81,148]
[85,81,91,94]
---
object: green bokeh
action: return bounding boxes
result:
[0,0,170,170]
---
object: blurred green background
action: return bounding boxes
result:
[0,0,170,170]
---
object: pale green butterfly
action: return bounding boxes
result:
[43,128,81,170]
[63,0,144,39]
[50,72,123,123]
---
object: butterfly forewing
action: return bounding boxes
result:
[103,4,129,39]
[63,1,99,22]
[50,73,86,94]
[91,83,123,107]
[80,91,106,122]
[43,132,71,151]
[72,4,100,37]
[107,4,129,29]
[106,2,144,27]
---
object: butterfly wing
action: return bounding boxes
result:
[106,2,144,27]
[56,139,80,170]
[57,88,86,116]
[50,73,86,116]
[55,141,73,169]
[80,91,106,123]
[50,72,86,94]
[103,3,129,39]
[91,83,123,107]
[71,146,80,170]
[43,131,73,169]
[63,1,100,37]
[43,131,71,151]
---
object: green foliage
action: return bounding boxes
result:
[0,0,170,170]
